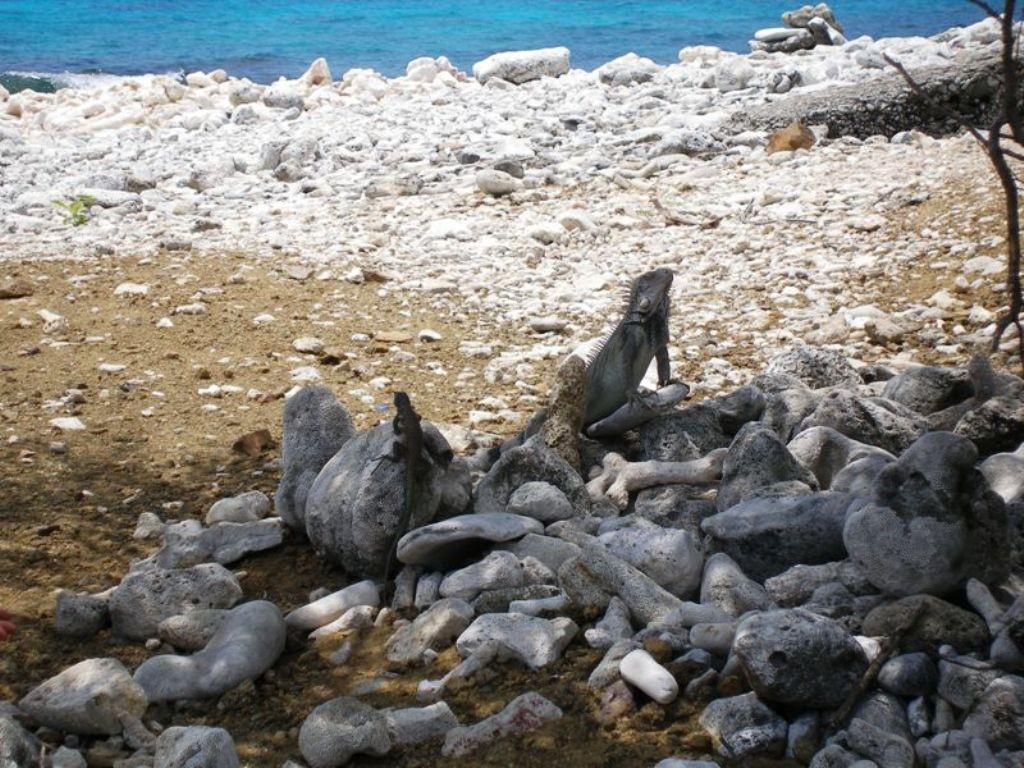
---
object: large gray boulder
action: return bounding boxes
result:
[304,422,468,577]
[797,390,926,455]
[19,658,148,735]
[732,609,868,709]
[843,432,1010,596]
[275,385,355,531]
[701,493,861,581]
[134,600,286,701]
[882,365,973,415]
[476,435,589,518]
[716,423,818,512]
[472,47,570,85]
[153,726,240,768]
[954,393,1024,456]
[109,563,243,641]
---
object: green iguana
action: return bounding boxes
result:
[487,267,678,462]
[581,266,676,426]
[383,391,426,591]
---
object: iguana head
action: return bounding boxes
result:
[626,268,673,323]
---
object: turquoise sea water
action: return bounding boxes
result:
[0,1,985,88]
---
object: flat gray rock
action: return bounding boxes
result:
[397,513,543,570]
[299,697,391,768]
[733,608,868,709]
[440,551,525,601]
[134,600,286,702]
[109,563,243,641]
[153,726,240,768]
[456,613,577,669]
[506,481,575,523]
[19,658,148,735]
[472,47,570,85]
[765,345,861,390]
[152,518,284,569]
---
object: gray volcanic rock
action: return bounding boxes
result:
[862,595,989,654]
[299,697,391,768]
[157,608,228,651]
[798,390,926,455]
[717,423,818,512]
[882,365,973,415]
[639,386,765,461]
[109,563,243,641]
[878,653,938,697]
[954,394,1024,456]
[397,513,543,570]
[134,600,286,701]
[699,692,787,759]
[154,726,240,768]
[732,609,868,709]
[765,345,861,389]
[726,49,1022,139]
[476,435,590,518]
[0,715,39,766]
[980,448,1024,503]
[19,658,148,735]
[55,591,110,638]
[963,675,1024,750]
[843,432,1010,596]
[275,385,355,531]
[702,493,860,581]
[305,421,466,577]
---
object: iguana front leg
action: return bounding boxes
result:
[656,345,672,388]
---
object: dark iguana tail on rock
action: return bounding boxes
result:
[383,391,426,597]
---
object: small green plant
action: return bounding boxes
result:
[51,194,97,226]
